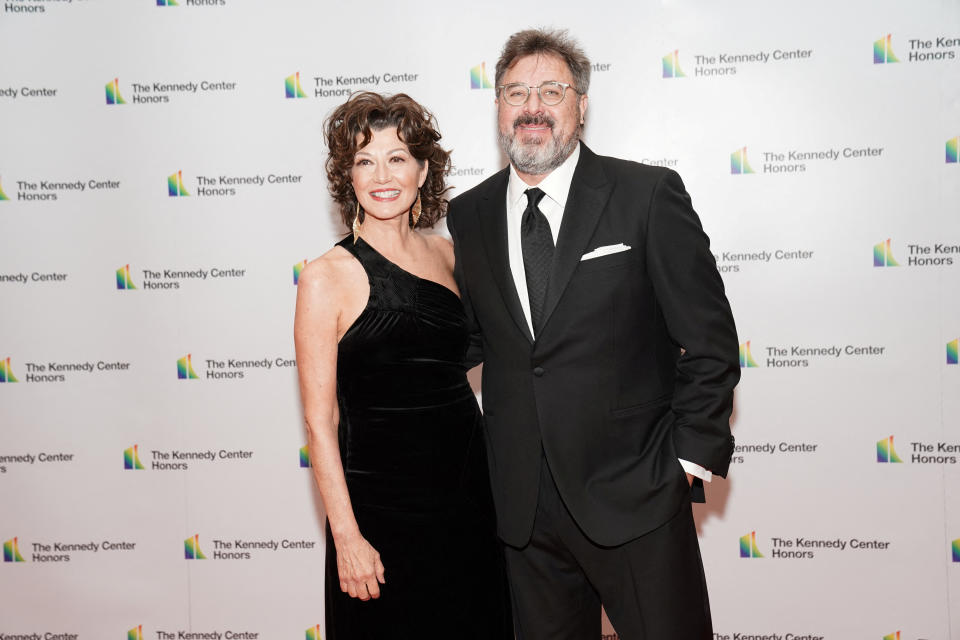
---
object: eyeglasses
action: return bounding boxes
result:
[497,81,576,106]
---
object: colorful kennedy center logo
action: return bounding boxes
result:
[4,537,25,562]
[874,34,899,64]
[739,341,759,368]
[1,357,18,383]
[105,78,126,105]
[662,50,686,78]
[286,72,306,98]
[124,445,145,470]
[730,147,755,175]
[184,534,206,559]
[300,445,311,468]
[168,170,189,197]
[873,239,899,267]
[739,531,763,558]
[876,436,903,463]
[0,176,9,201]
[948,339,959,365]
[470,62,493,89]
[306,625,321,640]
[948,136,959,163]
[116,264,136,290]
[128,625,144,640]
[293,260,307,285]
[177,354,199,380]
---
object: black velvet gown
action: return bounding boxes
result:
[325,236,512,639]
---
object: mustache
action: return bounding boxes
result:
[513,113,556,129]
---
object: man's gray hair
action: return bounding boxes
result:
[495,28,591,94]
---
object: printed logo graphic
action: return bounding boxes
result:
[948,136,959,164]
[948,339,959,365]
[739,341,759,368]
[0,176,9,201]
[730,147,755,175]
[739,531,763,558]
[184,534,206,560]
[883,633,900,640]
[662,50,686,78]
[300,445,311,468]
[470,62,493,89]
[128,625,144,640]
[293,259,307,286]
[116,264,137,290]
[3,537,25,562]
[876,435,903,463]
[167,170,189,197]
[873,239,899,267]
[285,72,307,99]
[306,625,321,640]
[124,445,145,470]
[177,354,199,380]
[105,78,126,105]
[157,0,178,5]
[1,357,19,383]
[873,34,899,64]
[952,538,960,562]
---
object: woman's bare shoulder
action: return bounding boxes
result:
[298,243,364,299]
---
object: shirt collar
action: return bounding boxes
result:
[507,142,581,209]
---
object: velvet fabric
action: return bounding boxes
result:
[324,237,512,639]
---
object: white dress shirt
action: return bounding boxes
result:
[505,142,712,483]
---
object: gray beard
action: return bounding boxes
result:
[498,121,579,176]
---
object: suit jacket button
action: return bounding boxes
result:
[533,367,544,377]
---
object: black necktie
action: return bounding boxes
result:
[521,187,553,335]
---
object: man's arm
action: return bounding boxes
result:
[645,169,740,478]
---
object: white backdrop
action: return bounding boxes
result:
[1,1,958,638]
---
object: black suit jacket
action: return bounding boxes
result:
[447,144,739,547]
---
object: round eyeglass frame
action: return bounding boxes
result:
[496,81,576,106]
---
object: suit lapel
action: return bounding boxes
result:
[477,169,535,343]
[541,145,612,330]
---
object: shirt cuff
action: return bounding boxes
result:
[678,458,712,482]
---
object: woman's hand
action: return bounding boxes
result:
[335,533,386,600]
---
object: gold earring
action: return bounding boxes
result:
[352,201,362,244]
[411,191,422,228]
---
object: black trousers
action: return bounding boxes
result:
[503,458,712,640]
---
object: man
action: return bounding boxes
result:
[446,28,740,638]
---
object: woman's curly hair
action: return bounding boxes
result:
[323,92,452,229]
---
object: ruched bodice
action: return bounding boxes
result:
[336,237,479,508]
[325,236,511,639]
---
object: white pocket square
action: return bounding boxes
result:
[580,243,632,261]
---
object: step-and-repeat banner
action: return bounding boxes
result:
[1,1,958,638]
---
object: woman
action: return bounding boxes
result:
[294,92,512,638]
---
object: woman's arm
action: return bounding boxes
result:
[294,256,385,600]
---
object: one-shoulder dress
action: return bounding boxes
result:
[325,236,512,639]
